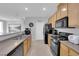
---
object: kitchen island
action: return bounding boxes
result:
[0,32,31,56]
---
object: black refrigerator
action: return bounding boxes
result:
[43,23,52,44]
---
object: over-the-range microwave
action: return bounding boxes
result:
[55,16,68,28]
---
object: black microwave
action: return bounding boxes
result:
[55,16,68,28]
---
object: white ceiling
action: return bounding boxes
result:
[0,3,58,21]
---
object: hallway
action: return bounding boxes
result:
[27,40,52,56]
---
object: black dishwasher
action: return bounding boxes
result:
[7,43,23,56]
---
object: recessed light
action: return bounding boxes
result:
[25,8,28,11]
[62,8,67,11]
[43,8,46,11]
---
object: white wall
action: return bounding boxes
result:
[24,18,37,40]
[24,17,48,40]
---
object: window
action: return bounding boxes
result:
[0,21,3,33]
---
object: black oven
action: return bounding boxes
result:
[50,32,73,56]
[50,38,60,56]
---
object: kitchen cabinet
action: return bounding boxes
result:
[60,43,79,56]
[48,34,52,47]
[60,3,68,18]
[57,3,68,19]
[23,38,28,56]
[60,43,69,56]
[48,3,79,28]
[23,35,31,56]
[68,3,79,27]
[28,37,31,49]
[48,16,53,24]
[52,13,57,27]
[56,10,61,20]
[69,49,79,56]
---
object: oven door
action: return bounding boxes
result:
[50,39,60,56]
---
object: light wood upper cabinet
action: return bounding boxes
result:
[56,3,67,20]
[49,3,79,28]
[48,16,53,24]
[68,3,79,27]
[56,10,61,20]
[52,13,56,27]
[60,3,68,18]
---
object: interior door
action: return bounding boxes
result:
[35,22,45,40]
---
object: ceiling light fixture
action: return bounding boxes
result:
[25,8,28,11]
[43,8,46,11]
[62,8,67,11]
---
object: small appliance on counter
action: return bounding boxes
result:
[68,35,79,44]
[52,29,58,35]
[24,28,31,35]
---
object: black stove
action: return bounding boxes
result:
[50,32,73,56]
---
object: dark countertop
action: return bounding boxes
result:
[0,35,30,56]
[60,41,79,54]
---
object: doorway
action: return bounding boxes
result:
[35,22,45,40]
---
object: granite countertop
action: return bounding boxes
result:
[0,32,24,42]
[0,35,30,56]
[60,41,79,54]
[0,32,24,37]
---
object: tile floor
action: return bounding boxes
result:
[27,40,52,56]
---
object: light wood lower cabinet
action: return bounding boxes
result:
[23,36,31,56]
[60,43,69,56]
[28,37,31,50]
[60,43,79,56]
[69,49,79,56]
[23,39,28,56]
[48,34,51,47]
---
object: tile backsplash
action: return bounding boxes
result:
[55,28,79,35]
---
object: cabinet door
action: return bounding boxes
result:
[23,39,28,56]
[57,10,61,20]
[48,34,51,47]
[60,43,69,56]
[69,49,79,56]
[60,3,68,18]
[48,16,52,24]
[28,37,31,49]
[52,13,56,27]
[68,3,79,27]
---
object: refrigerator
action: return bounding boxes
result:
[43,23,52,44]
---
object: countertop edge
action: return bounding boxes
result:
[0,35,31,56]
